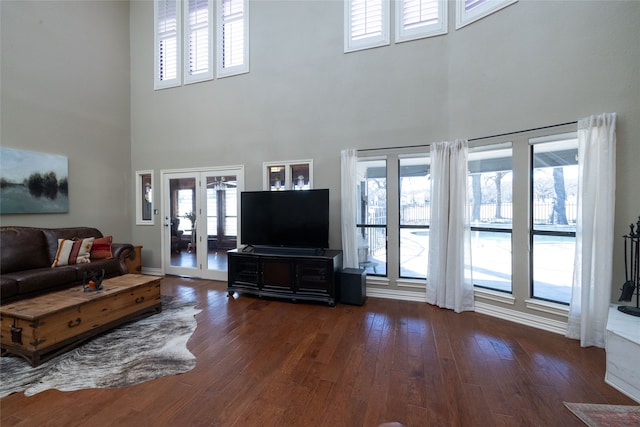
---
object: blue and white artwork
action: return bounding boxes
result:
[0,147,69,214]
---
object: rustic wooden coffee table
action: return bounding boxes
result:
[0,274,162,366]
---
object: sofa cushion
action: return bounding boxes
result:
[91,235,113,260]
[5,267,77,296]
[0,228,50,274]
[0,276,18,300]
[51,238,95,267]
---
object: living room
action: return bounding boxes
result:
[1,0,639,425]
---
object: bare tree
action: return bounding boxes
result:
[485,172,508,219]
[472,174,481,222]
[549,167,568,225]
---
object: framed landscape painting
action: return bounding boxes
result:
[0,147,69,214]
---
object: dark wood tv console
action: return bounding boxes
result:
[227,248,343,306]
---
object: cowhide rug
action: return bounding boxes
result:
[0,296,201,398]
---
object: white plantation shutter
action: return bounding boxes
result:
[396,0,447,43]
[345,0,390,52]
[217,0,249,77]
[456,0,518,29]
[184,0,213,84]
[155,0,181,89]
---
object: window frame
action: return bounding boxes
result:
[467,142,514,293]
[216,0,250,78]
[395,0,448,44]
[455,0,518,30]
[154,0,182,90]
[529,132,578,305]
[356,157,388,277]
[398,153,431,280]
[262,159,313,191]
[183,0,214,85]
[136,170,155,225]
[344,0,391,53]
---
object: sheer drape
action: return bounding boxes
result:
[566,113,617,348]
[426,140,474,313]
[341,149,359,269]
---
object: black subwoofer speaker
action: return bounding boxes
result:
[340,268,366,305]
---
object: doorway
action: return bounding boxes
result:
[162,167,244,280]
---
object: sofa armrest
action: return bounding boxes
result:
[112,243,135,274]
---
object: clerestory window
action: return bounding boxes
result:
[396,0,448,43]
[154,0,248,90]
[456,0,518,30]
[217,0,249,77]
[344,0,390,52]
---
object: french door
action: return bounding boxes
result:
[162,167,244,280]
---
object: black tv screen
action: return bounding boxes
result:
[240,189,330,249]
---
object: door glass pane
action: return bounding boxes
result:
[531,135,578,303]
[169,177,196,267]
[399,156,430,279]
[205,175,237,271]
[357,159,387,276]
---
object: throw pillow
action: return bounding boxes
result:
[91,235,113,260]
[51,237,94,267]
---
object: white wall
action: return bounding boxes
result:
[130,0,640,304]
[0,1,131,242]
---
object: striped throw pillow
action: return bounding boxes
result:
[51,237,94,267]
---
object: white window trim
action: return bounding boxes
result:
[395,0,448,44]
[136,170,155,225]
[455,0,518,30]
[262,159,314,191]
[154,0,182,90]
[183,0,214,85]
[344,0,390,53]
[216,0,250,78]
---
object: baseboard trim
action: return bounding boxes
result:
[472,301,567,335]
[366,287,426,303]
[366,287,568,335]
[141,267,163,276]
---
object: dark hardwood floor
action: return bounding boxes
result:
[1,276,636,426]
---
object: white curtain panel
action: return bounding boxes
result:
[566,113,617,348]
[426,140,474,313]
[341,148,359,269]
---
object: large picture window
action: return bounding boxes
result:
[399,155,430,279]
[468,144,513,292]
[352,123,580,330]
[357,158,387,276]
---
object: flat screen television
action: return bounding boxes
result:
[240,189,330,250]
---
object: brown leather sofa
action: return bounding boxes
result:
[0,226,134,304]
